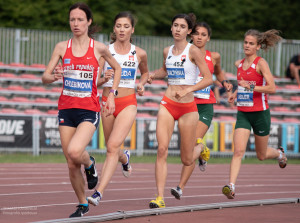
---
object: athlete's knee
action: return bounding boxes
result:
[66,157,80,170]
[180,153,193,166]
[157,146,168,159]
[181,157,193,166]
[106,148,119,158]
[67,149,83,163]
[106,142,120,157]
[256,153,267,161]
[106,140,121,151]
[233,149,245,159]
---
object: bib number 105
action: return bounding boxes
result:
[79,72,93,79]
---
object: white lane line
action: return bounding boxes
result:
[0,177,69,181]
[0,182,70,187]
[0,172,298,178]
[0,176,298,182]
[1,191,300,211]
[0,172,67,175]
[0,178,299,187]
[1,184,300,196]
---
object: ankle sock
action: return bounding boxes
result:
[123,153,129,166]
[229,183,235,191]
[95,190,102,199]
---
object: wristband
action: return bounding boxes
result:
[109,89,118,96]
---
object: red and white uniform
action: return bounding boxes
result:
[194,50,216,104]
[161,43,198,120]
[102,43,139,89]
[166,43,198,85]
[58,39,100,112]
[236,56,268,112]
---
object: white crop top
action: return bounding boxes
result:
[165,43,198,85]
[102,43,139,88]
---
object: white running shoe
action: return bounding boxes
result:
[277,147,287,168]
[87,190,101,206]
[198,158,207,172]
[171,186,183,200]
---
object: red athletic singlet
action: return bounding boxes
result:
[194,50,216,104]
[236,56,269,112]
[58,39,100,112]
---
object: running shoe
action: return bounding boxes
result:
[122,150,132,178]
[69,204,89,218]
[87,190,102,206]
[278,147,287,168]
[198,158,207,172]
[222,184,235,199]
[197,138,210,162]
[149,196,165,208]
[197,138,210,171]
[85,156,98,190]
[171,186,182,200]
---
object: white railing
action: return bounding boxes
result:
[1,27,300,75]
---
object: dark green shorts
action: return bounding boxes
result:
[235,109,271,136]
[197,104,213,127]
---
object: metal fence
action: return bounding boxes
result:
[1,27,300,76]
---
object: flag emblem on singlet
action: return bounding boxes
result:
[129,55,134,61]
[181,55,186,61]
[64,59,71,64]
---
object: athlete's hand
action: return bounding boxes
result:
[175,89,188,101]
[223,81,233,92]
[147,73,155,84]
[228,91,237,103]
[228,95,235,103]
[137,83,144,96]
[104,69,114,82]
[53,63,63,81]
[104,94,115,117]
[239,77,250,90]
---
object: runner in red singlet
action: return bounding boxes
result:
[42,3,121,218]
[222,29,287,200]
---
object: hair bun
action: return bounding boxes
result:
[188,13,197,28]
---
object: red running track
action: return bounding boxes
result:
[0,162,299,223]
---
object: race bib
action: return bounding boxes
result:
[167,68,186,85]
[194,76,211,99]
[63,70,93,98]
[237,85,253,106]
[105,67,136,86]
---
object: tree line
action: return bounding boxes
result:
[1,0,299,40]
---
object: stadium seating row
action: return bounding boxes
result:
[1,63,299,122]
